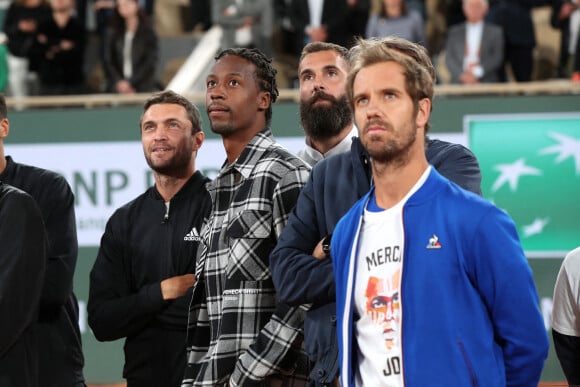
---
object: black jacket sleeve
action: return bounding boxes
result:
[0,185,46,356]
[87,213,167,341]
[38,174,79,317]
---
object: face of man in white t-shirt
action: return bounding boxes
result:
[365,269,401,350]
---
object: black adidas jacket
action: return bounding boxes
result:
[0,182,46,387]
[0,156,85,387]
[88,170,211,387]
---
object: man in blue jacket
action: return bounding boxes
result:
[270,41,482,385]
[331,36,548,386]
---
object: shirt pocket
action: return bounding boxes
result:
[226,209,274,280]
[227,209,272,239]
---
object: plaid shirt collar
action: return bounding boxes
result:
[219,128,275,180]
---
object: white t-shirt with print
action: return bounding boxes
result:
[354,166,430,387]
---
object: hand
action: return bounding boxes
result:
[116,80,135,94]
[560,2,577,20]
[312,238,327,260]
[60,39,74,51]
[306,26,328,42]
[18,19,37,33]
[160,274,196,300]
[460,71,479,85]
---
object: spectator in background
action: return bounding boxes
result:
[446,0,466,27]
[0,182,46,387]
[212,0,274,55]
[92,0,116,58]
[88,90,211,387]
[290,0,352,55]
[348,0,371,39]
[551,0,580,81]
[3,0,51,98]
[486,0,547,82]
[552,246,580,386]
[189,0,212,31]
[103,0,158,94]
[406,0,425,19]
[365,0,425,46]
[445,0,503,84]
[35,0,86,95]
[0,94,86,387]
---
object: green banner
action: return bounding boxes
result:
[466,113,580,257]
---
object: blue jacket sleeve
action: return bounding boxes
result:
[469,207,548,386]
[270,171,335,306]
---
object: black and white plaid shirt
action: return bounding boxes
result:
[183,129,311,387]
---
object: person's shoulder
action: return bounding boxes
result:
[0,182,37,210]
[13,160,70,186]
[408,9,423,21]
[426,137,476,159]
[484,22,503,35]
[447,22,464,34]
[263,142,311,170]
[562,247,580,270]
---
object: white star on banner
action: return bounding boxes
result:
[538,132,580,175]
[522,217,550,238]
[491,158,542,193]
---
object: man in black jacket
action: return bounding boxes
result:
[0,182,46,387]
[270,40,482,386]
[88,90,211,387]
[0,94,86,387]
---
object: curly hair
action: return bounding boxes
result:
[215,48,279,125]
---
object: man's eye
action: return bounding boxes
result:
[229,79,239,86]
[356,97,368,106]
[207,80,216,88]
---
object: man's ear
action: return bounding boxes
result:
[257,91,271,112]
[0,119,9,140]
[415,98,431,130]
[192,131,205,152]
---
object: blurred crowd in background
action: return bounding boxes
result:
[0,0,578,98]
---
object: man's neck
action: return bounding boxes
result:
[306,124,353,155]
[154,169,194,202]
[222,127,263,164]
[371,149,428,210]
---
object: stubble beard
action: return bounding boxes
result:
[300,92,352,140]
[145,144,192,177]
[363,122,417,168]
[209,118,236,136]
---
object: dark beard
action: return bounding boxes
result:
[300,91,352,140]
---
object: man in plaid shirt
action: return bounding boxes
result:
[181,48,311,387]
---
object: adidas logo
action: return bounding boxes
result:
[184,227,202,242]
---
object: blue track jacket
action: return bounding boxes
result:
[332,168,548,387]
